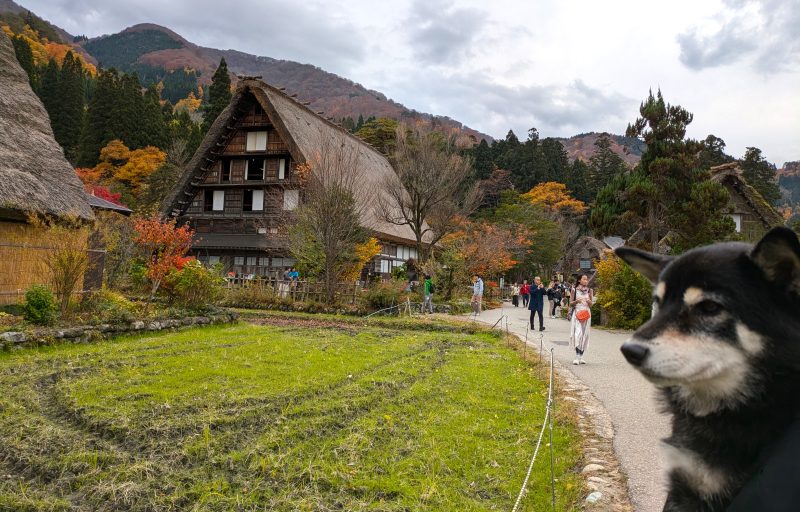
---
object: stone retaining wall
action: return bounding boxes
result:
[0,313,238,350]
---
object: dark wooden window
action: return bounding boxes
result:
[221,159,231,182]
[246,158,264,181]
[204,190,213,212]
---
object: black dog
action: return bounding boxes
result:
[616,227,800,511]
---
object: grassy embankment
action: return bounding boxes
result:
[0,313,582,511]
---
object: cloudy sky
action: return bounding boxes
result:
[21,0,800,164]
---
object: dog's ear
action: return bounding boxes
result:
[750,227,800,291]
[615,247,673,284]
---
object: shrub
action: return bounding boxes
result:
[89,289,138,324]
[163,261,225,310]
[594,254,652,330]
[23,285,57,325]
[363,280,408,310]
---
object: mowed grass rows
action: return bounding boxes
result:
[0,317,582,511]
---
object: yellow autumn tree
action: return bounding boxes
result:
[113,146,167,192]
[174,91,202,113]
[523,182,587,215]
[342,237,381,281]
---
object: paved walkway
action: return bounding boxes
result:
[473,301,670,512]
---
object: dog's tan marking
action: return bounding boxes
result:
[736,323,764,355]
[662,444,729,497]
[634,329,756,416]
[683,287,705,306]
[655,281,666,301]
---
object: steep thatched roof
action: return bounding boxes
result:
[164,78,426,245]
[0,31,93,222]
[710,162,784,229]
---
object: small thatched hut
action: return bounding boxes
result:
[558,236,611,282]
[710,162,784,243]
[0,30,94,304]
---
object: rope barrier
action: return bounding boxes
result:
[510,340,556,512]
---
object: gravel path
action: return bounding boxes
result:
[473,301,670,512]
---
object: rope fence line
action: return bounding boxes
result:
[510,340,557,512]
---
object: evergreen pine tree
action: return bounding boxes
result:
[58,51,85,163]
[355,114,365,131]
[740,147,781,205]
[697,134,734,169]
[617,89,733,252]
[141,85,167,148]
[119,72,145,148]
[471,139,493,180]
[38,59,60,133]
[201,58,231,133]
[588,134,627,198]
[567,158,591,203]
[79,69,119,166]
[11,35,37,89]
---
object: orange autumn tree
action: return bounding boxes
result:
[75,140,166,204]
[132,216,195,301]
[439,217,531,298]
[522,181,587,216]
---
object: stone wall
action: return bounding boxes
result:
[0,312,238,350]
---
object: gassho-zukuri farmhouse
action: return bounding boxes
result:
[162,77,429,278]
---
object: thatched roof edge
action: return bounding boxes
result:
[0,31,93,222]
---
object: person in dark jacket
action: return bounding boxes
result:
[546,278,564,318]
[528,276,546,331]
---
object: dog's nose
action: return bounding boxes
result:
[620,343,649,366]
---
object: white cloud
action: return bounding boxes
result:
[15,0,800,163]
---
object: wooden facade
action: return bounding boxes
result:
[164,79,422,278]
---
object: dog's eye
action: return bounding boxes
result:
[696,300,723,315]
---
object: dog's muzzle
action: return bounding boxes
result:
[621,342,650,367]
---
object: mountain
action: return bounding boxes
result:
[556,132,645,167]
[74,23,490,140]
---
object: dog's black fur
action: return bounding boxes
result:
[616,227,800,511]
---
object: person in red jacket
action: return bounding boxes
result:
[520,280,530,307]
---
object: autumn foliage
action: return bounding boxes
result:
[523,182,587,215]
[1,24,96,74]
[442,218,532,278]
[342,237,381,281]
[132,216,195,300]
[76,140,166,202]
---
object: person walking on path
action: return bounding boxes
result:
[471,275,484,315]
[520,280,530,307]
[511,282,520,307]
[528,276,546,331]
[570,273,593,365]
[546,277,564,318]
[422,275,434,314]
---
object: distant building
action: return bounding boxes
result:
[162,78,424,277]
[0,31,95,304]
[710,162,784,243]
[558,236,611,282]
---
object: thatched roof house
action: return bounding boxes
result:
[0,30,96,304]
[710,162,784,242]
[0,31,93,223]
[559,236,611,278]
[163,77,425,277]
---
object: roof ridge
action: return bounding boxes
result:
[239,78,393,164]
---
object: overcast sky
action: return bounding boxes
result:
[20,0,800,164]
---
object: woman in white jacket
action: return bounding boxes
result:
[570,274,593,365]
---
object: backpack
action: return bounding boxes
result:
[428,281,435,294]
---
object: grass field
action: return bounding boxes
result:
[0,314,582,511]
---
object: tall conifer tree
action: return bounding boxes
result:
[57,51,85,163]
[201,58,231,133]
